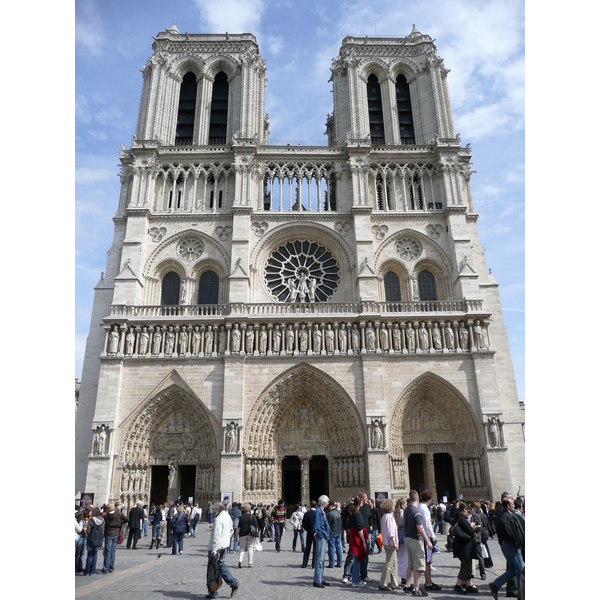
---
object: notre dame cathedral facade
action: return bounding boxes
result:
[75,23,524,510]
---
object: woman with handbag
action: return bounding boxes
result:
[237,502,259,568]
[394,498,408,585]
[450,503,479,594]
[472,502,492,578]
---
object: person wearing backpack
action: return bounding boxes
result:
[83,508,105,575]
[101,503,129,574]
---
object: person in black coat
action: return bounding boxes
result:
[450,503,479,594]
[301,501,317,568]
[127,501,145,550]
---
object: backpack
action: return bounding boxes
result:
[89,520,104,547]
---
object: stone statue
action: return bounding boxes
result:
[226,423,238,453]
[459,324,469,350]
[380,326,389,351]
[192,326,201,354]
[121,469,129,492]
[393,463,400,488]
[165,327,175,354]
[392,325,401,350]
[286,277,299,302]
[299,326,308,352]
[245,327,254,353]
[445,323,455,350]
[205,327,214,354]
[412,276,420,301]
[313,327,322,353]
[366,324,375,351]
[474,460,482,487]
[98,425,107,455]
[372,421,383,449]
[259,328,267,354]
[180,279,187,304]
[419,325,429,350]
[245,460,251,488]
[308,277,317,302]
[473,320,484,349]
[108,325,120,353]
[179,328,188,354]
[338,324,347,352]
[168,461,177,488]
[231,326,241,352]
[325,325,334,353]
[358,457,365,485]
[432,324,442,350]
[218,328,227,354]
[125,329,135,355]
[298,273,309,302]
[406,325,415,351]
[272,326,281,352]
[152,329,162,354]
[351,326,360,352]
[139,326,150,354]
[286,326,294,352]
[468,460,476,488]
[140,469,147,492]
[488,417,500,447]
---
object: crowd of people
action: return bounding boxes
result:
[76,490,524,599]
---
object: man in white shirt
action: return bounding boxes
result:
[206,502,239,598]
[418,490,441,591]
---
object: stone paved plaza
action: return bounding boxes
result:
[75,522,511,599]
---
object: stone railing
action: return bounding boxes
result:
[101,316,491,359]
[109,299,482,319]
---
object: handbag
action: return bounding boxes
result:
[250,525,259,537]
[254,539,263,551]
[207,553,223,593]
[376,533,383,548]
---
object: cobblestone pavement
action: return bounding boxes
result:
[75,523,511,599]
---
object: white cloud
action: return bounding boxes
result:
[76,167,116,186]
[75,0,106,57]
[265,35,284,55]
[194,0,265,34]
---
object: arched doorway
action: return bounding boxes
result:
[389,372,487,502]
[243,364,366,505]
[116,383,219,510]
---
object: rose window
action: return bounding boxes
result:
[265,240,340,302]
[395,237,422,261]
[176,238,204,261]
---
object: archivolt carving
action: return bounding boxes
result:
[244,364,365,458]
[389,372,484,459]
[119,385,218,469]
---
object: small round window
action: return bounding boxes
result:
[265,240,340,302]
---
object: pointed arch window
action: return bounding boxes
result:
[198,270,219,305]
[418,270,437,301]
[161,271,181,305]
[209,72,229,145]
[395,74,415,144]
[384,272,401,302]
[175,72,197,146]
[409,175,424,210]
[367,74,385,145]
[376,174,391,210]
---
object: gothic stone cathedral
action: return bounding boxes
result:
[75,24,524,510]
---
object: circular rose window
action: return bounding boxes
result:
[265,240,340,302]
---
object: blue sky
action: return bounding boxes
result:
[75,0,525,400]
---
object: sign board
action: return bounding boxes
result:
[221,492,232,505]
[442,496,448,503]
[80,492,94,507]
[375,492,388,505]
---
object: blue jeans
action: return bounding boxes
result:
[433,520,444,534]
[208,512,214,525]
[75,537,86,572]
[493,544,524,594]
[143,519,148,536]
[343,551,355,579]
[351,553,362,584]
[172,531,184,554]
[190,519,199,537]
[102,535,118,572]
[313,535,327,583]
[328,532,342,567]
[84,541,99,575]
[274,521,285,550]
[369,528,379,553]
[206,549,238,598]
[293,529,305,551]
[152,521,162,539]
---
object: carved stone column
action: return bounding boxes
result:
[300,455,312,506]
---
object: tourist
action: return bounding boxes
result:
[378,498,401,591]
[127,500,145,549]
[149,504,163,549]
[403,489,433,597]
[101,503,129,574]
[143,504,149,537]
[185,503,192,536]
[75,509,86,574]
[171,503,189,554]
[472,502,491,579]
[237,502,259,568]
[291,503,305,552]
[190,503,201,538]
[83,507,105,576]
[394,498,408,585]
[207,501,214,528]
[256,502,267,541]
[488,493,524,600]
[229,502,242,553]
[433,501,446,534]
[449,502,480,594]
[418,490,442,591]
[301,500,317,568]
[312,495,331,588]
[346,496,368,587]
[272,499,286,552]
[358,492,374,582]
[369,498,382,554]
[326,501,343,568]
[206,502,239,599]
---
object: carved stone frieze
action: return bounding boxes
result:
[149,226,167,242]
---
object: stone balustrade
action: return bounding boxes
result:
[101,316,492,359]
